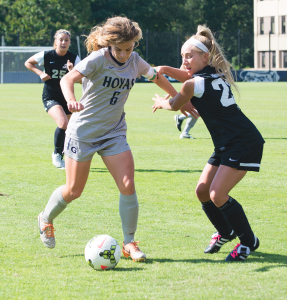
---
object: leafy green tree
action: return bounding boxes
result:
[89,0,187,32]
[1,0,91,46]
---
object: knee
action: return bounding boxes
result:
[119,176,135,195]
[58,121,68,130]
[63,186,83,202]
[209,189,225,207]
[195,183,210,202]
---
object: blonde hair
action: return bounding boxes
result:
[85,17,142,53]
[53,29,71,49]
[189,25,238,93]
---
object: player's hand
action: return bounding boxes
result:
[180,101,200,119]
[67,100,84,112]
[152,93,169,113]
[67,60,74,72]
[154,66,166,75]
[40,72,51,82]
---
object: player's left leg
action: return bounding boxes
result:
[101,150,146,262]
[210,165,259,261]
[196,163,236,254]
[180,115,198,139]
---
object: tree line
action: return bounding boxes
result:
[0,0,254,68]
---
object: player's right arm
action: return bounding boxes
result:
[154,65,190,83]
[24,55,51,82]
[60,69,85,112]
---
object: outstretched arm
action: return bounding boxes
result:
[150,72,178,97]
[154,65,190,83]
[152,79,195,112]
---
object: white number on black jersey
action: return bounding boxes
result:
[211,78,235,107]
[52,69,66,79]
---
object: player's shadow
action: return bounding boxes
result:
[59,252,287,272]
[89,167,202,173]
[145,251,287,272]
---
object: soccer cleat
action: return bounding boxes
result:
[52,152,65,169]
[174,115,183,132]
[180,133,194,139]
[38,212,56,249]
[204,230,236,254]
[225,236,260,262]
[122,240,146,262]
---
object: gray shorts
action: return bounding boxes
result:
[64,135,131,162]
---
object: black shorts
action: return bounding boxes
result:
[207,144,264,172]
[43,98,71,115]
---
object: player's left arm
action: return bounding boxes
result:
[152,79,195,113]
[151,71,178,97]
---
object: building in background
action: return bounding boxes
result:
[254,0,287,69]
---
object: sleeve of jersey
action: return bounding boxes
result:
[193,77,205,98]
[74,51,103,78]
[74,55,81,66]
[138,57,157,80]
[33,51,45,66]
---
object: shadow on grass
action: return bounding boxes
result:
[59,252,287,272]
[90,167,202,174]
[144,252,287,271]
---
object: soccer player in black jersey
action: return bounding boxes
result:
[25,29,80,169]
[153,25,265,262]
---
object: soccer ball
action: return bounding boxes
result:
[85,234,121,270]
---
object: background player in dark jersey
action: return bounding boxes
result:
[25,29,80,169]
[152,25,265,262]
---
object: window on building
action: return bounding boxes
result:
[272,51,276,68]
[262,52,265,68]
[282,16,286,34]
[260,18,264,34]
[271,17,275,34]
[284,52,287,68]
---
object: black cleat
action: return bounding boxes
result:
[174,115,183,132]
[204,231,236,254]
[225,236,260,262]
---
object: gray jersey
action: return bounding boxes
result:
[66,48,154,143]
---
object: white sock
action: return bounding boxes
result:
[42,186,68,222]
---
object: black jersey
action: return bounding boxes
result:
[191,66,264,151]
[43,50,77,102]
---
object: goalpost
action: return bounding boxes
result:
[0,46,53,84]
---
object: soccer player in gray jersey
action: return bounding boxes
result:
[37,17,192,262]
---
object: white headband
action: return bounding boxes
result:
[185,37,209,53]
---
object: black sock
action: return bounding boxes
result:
[202,200,233,237]
[219,197,255,247]
[54,127,66,154]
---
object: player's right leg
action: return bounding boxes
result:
[102,150,146,262]
[47,104,71,169]
[38,156,91,248]
[180,115,198,139]
[195,163,236,254]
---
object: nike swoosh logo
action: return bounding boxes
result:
[229,158,238,161]
[97,236,108,248]
[50,61,55,64]
[109,66,114,69]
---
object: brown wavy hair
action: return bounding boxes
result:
[85,17,142,53]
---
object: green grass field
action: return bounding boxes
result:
[0,82,287,299]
